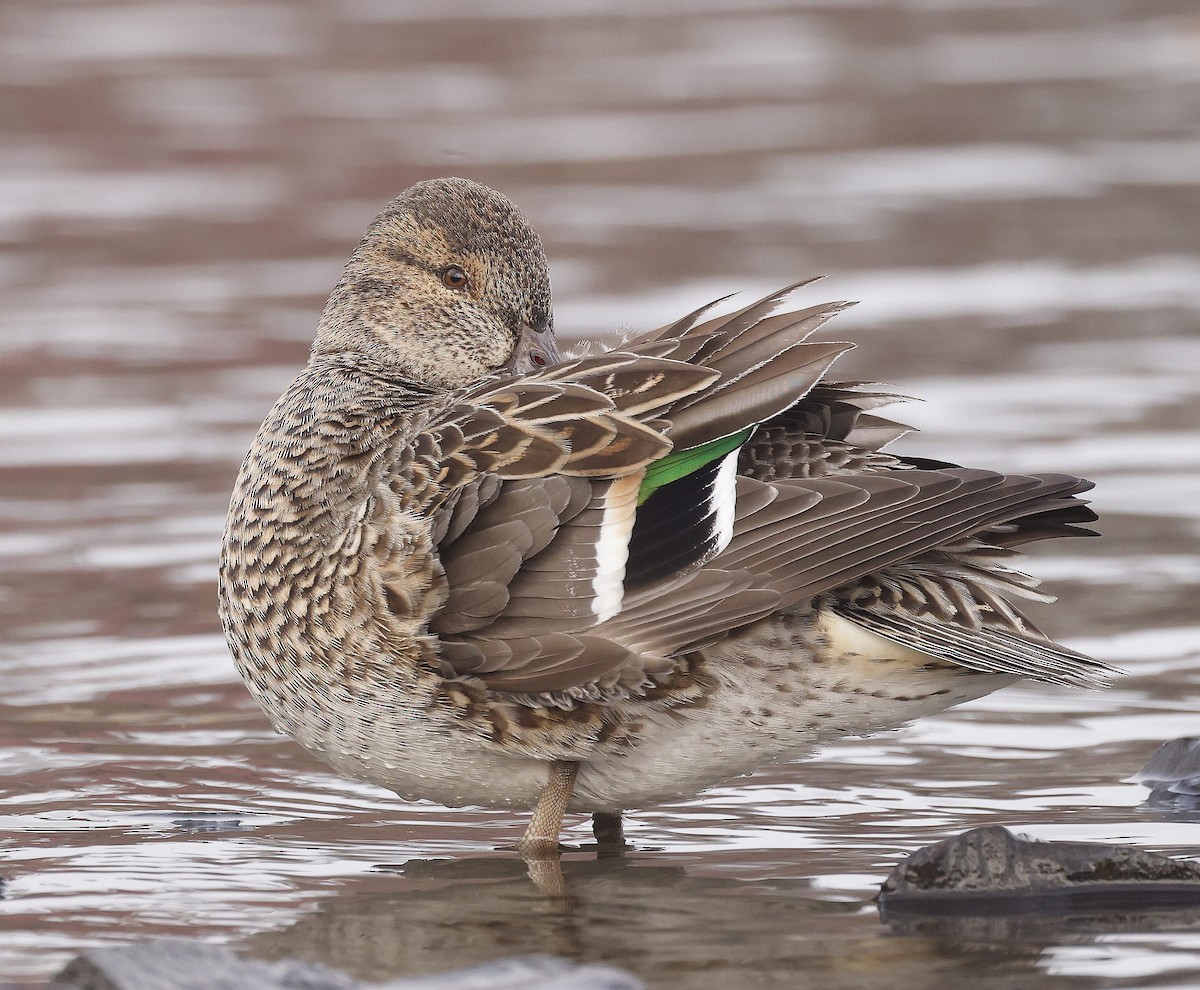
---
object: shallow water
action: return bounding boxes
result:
[2,1,1200,987]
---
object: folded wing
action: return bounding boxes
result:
[401,285,1113,703]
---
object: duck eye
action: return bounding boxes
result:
[531,351,548,368]
[441,266,469,289]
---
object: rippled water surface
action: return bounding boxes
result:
[2,2,1200,987]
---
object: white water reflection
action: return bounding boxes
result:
[555,260,1200,338]
[1043,937,1200,981]
[0,167,281,232]
[3,634,232,704]
[0,3,304,65]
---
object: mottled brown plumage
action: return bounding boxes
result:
[219,177,1113,858]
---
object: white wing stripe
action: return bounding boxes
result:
[590,474,640,622]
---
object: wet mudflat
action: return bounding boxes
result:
[1,1,1199,987]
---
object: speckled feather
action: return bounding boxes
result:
[219,177,1113,816]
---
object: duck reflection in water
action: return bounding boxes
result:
[238,853,1196,989]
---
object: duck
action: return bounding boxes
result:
[218,176,1112,858]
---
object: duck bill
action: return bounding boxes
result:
[505,323,562,375]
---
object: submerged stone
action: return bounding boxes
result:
[879,825,1200,913]
[1133,738,1200,805]
[49,939,643,990]
[50,940,356,990]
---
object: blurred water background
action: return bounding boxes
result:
[1,1,1199,987]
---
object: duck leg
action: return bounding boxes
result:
[517,760,578,859]
[592,811,626,852]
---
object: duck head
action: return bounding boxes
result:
[313,177,560,388]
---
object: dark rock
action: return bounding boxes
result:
[170,816,250,834]
[881,900,1200,942]
[879,825,1200,914]
[49,940,642,990]
[1133,738,1200,805]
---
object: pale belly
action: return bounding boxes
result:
[572,609,1011,809]
[250,608,1013,813]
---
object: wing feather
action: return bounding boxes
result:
[403,283,1106,704]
